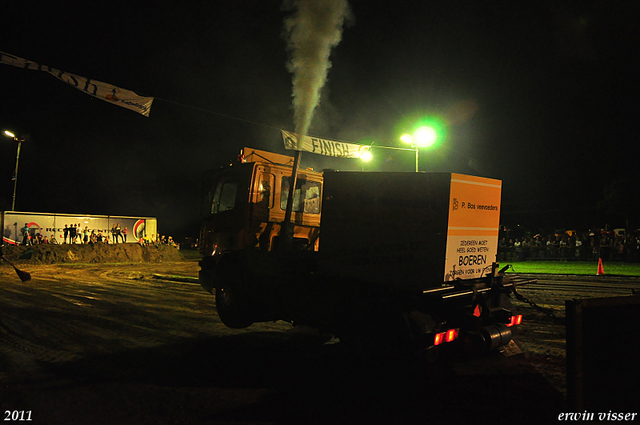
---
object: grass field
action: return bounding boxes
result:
[181,250,640,277]
[503,261,640,276]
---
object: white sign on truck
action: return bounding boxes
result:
[443,173,502,281]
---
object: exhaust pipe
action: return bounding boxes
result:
[480,323,512,350]
[465,323,512,352]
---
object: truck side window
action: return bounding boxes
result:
[212,181,238,214]
[280,177,321,214]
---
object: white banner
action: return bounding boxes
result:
[282,130,370,159]
[1,51,154,117]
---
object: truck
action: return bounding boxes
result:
[198,147,530,357]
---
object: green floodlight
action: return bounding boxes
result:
[399,117,445,148]
[414,126,437,147]
[397,116,446,171]
[417,116,446,145]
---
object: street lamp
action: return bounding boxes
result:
[359,150,372,162]
[357,148,373,172]
[401,125,438,172]
[3,130,25,211]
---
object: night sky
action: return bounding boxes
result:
[1,0,639,239]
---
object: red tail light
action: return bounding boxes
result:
[445,328,458,342]
[506,314,523,327]
[434,328,459,346]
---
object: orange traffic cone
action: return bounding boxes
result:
[597,258,605,276]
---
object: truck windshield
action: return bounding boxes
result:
[212,181,238,214]
[280,177,321,214]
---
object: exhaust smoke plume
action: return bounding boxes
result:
[283,0,351,144]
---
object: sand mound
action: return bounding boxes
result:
[2,243,184,264]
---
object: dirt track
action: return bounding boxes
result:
[0,255,566,424]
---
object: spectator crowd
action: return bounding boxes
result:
[18,222,179,249]
[498,230,640,262]
[137,234,179,249]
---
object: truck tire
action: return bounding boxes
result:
[214,254,254,329]
[215,285,254,329]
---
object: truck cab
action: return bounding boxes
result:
[199,148,322,293]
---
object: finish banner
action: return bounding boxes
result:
[0,51,154,117]
[282,130,370,159]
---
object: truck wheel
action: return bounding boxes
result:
[214,254,254,329]
[215,285,254,328]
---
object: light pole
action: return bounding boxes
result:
[3,130,25,211]
[401,126,437,172]
[400,134,419,172]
